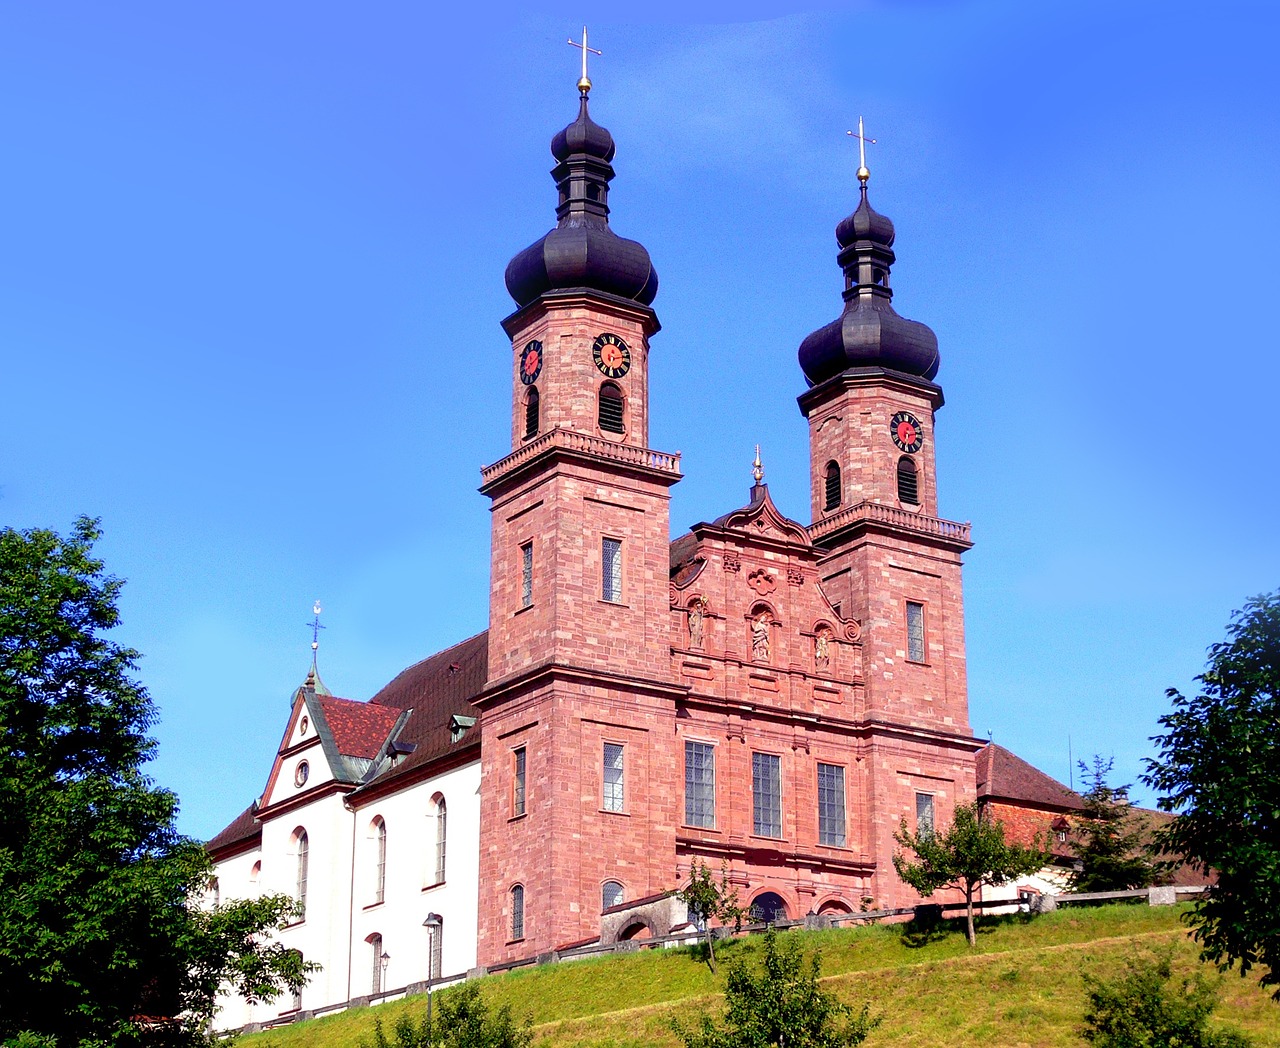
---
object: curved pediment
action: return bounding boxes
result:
[712,484,811,546]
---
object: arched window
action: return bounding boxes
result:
[524,386,539,438]
[750,891,788,925]
[598,382,624,434]
[428,917,444,979]
[823,461,841,511]
[287,950,303,1011]
[434,796,447,884]
[602,880,624,911]
[369,933,384,994]
[249,860,261,897]
[897,456,919,504]
[510,884,525,941]
[372,817,387,904]
[294,829,309,918]
[207,877,220,908]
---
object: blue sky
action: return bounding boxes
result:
[2,3,1277,839]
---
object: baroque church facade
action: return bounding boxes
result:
[208,70,1008,1029]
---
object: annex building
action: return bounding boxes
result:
[206,69,1078,1030]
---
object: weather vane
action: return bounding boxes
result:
[308,600,325,656]
[846,116,877,185]
[567,26,601,95]
[752,445,765,485]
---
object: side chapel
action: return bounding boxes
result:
[207,59,1053,1029]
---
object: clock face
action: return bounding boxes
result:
[891,411,924,453]
[592,333,631,378]
[519,340,543,385]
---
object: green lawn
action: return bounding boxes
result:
[240,904,1280,1048]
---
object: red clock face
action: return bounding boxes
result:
[592,333,631,378]
[519,340,543,385]
[891,411,924,453]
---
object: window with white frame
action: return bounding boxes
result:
[684,741,715,828]
[369,933,384,994]
[429,919,443,979]
[602,742,624,812]
[294,829,309,918]
[817,763,846,847]
[434,796,447,884]
[752,752,782,838]
[601,537,622,602]
[372,817,387,904]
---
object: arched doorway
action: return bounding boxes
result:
[817,899,852,916]
[620,921,652,941]
[750,892,788,924]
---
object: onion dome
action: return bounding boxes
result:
[798,182,939,386]
[505,91,657,309]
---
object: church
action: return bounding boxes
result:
[206,58,1060,1030]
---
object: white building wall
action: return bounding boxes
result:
[210,758,480,1032]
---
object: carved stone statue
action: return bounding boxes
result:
[751,612,771,662]
[815,626,832,670]
[688,598,706,649]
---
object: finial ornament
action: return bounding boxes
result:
[752,445,764,485]
[308,601,325,656]
[567,26,601,95]
[846,116,876,185]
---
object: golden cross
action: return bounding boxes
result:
[846,116,877,185]
[567,26,602,94]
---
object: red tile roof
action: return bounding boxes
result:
[206,802,260,854]
[316,695,403,760]
[976,743,1086,813]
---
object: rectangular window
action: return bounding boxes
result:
[602,742,625,812]
[817,763,846,847]
[906,600,926,662]
[752,752,782,838]
[601,537,622,602]
[512,747,526,817]
[916,792,935,837]
[520,542,533,609]
[684,741,716,828]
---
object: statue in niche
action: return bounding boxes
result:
[751,611,771,662]
[815,626,833,670]
[688,598,706,649]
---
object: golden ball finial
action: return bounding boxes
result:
[857,166,870,184]
[578,75,592,94]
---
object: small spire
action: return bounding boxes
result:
[846,117,877,186]
[308,600,324,669]
[752,445,764,485]
[567,26,601,96]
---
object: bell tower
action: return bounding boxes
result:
[476,54,683,966]
[796,137,980,906]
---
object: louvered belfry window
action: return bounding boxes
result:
[824,461,841,510]
[897,455,919,504]
[598,383,624,433]
[524,386,539,438]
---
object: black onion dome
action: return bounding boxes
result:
[798,184,938,386]
[505,93,657,310]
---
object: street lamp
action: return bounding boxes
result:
[423,912,443,1033]
[379,951,390,996]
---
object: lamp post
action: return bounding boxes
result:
[423,912,443,1034]
[379,951,390,996]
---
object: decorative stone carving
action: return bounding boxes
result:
[751,611,771,663]
[844,620,862,642]
[814,626,833,670]
[724,554,741,573]
[787,566,804,586]
[688,597,707,649]
[747,568,776,596]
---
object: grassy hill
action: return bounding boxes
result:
[241,904,1280,1048]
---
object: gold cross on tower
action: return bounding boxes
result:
[846,116,877,185]
[567,26,602,95]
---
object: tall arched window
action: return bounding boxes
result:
[434,796,447,884]
[524,386,539,438]
[598,382,624,434]
[510,884,525,941]
[369,933,384,994]
[824,460,842,511]
[429,917,444,979]
[602,880,624,911]
[896,455,919,504]
[294,829,309,918]
[207,877,219,908]
[249,860,261,897]
[287,950,303,1011]
[372,817,387,904]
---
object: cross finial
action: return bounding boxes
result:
[846,116,877,185]
[308,600,325,657]
[567,26,601,95]
[752,445,764,485]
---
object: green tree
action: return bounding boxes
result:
[364,982,532,1048]
[893,801,1050,946]
[1070,756,1155,893]
[677,860,746,973]
[673,927,878,1048]
[0,518,312,1046]
[1144,591,1280,999]
[1082,950,1252,1048]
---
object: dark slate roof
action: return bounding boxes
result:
[352,631,488,793]
[976,743,1086,813]
[316,695,403,760]
[206,802,260,853]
